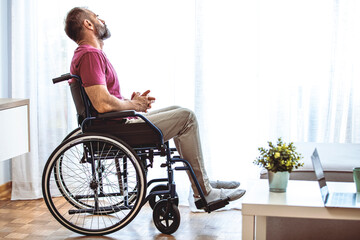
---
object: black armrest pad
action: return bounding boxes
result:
[97,110,136,119]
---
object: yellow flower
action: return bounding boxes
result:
[274,152,280,159]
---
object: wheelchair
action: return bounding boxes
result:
[42,73,230,236]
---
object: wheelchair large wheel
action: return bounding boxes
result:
[42,133,146,235]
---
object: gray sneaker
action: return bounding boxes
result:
[222,188,246,201]
[205,188,246,202]
[210,180,240,189]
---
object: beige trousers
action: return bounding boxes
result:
[127,106,211,196]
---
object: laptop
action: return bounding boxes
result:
[311,148,360,208]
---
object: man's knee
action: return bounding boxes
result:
[177,107,197,123]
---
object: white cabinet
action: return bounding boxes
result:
[0,99,30,161]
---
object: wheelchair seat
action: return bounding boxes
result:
[42,73,230,236]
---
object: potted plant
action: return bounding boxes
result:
[254,138,304,192]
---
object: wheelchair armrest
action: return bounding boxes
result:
[97,110,136,119]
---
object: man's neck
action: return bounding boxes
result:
[77,37,103,50]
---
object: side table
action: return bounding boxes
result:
[0,98,30,161]
[242,179,360,240]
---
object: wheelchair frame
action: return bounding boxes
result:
[41,73,229,236]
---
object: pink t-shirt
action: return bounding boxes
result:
[70,45,123,100]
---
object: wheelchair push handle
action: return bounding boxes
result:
[52,73,80,84]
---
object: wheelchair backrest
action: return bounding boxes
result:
[70,80,86,124]
[52,74,97,126]
[69,77,98,126]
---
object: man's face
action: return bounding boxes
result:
[88,11,111,40]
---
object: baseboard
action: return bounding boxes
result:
[0,181,12,200]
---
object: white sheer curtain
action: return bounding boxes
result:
[196,0,360,185]
[11,0,77,199]
[10,0,360,202]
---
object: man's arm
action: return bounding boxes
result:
[85,85,153,113]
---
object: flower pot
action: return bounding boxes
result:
[268,171,290,192]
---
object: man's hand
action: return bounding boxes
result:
[84,85,155,113]
[131,90,156,112]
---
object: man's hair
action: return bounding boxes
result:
[64,7,89,42]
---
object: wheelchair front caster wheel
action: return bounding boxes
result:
[149,184,179,209]
[153,199,180,234]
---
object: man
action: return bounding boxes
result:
[64,7,245,206]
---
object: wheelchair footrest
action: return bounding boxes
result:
[195,198,229,212]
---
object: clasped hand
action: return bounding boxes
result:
[131,90,155,112]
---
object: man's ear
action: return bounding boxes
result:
[83,19,94,31]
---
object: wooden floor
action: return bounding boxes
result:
[0,195,243,240]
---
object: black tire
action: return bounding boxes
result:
[42,133,146,235]
[62,127,82,142]
[148,184,179,209]
[153,199,180,235]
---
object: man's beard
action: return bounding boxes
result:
[95,22,111,40]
